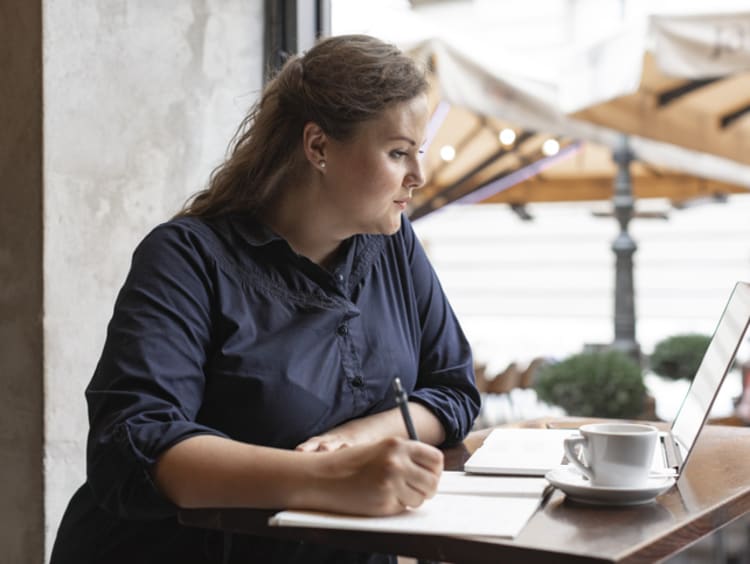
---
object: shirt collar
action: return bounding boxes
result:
[219,212,386,292]
[224,213,285,248]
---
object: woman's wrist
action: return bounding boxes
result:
[285,449,341,510]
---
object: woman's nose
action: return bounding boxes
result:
[406,158,426,190]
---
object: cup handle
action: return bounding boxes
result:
[563,436,593,480]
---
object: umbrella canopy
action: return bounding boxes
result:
[566,12,750,165]
[478,141,749,207]
[409,54,750,219]
[408,34,750,199]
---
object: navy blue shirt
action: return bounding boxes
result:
[51,213,480,563]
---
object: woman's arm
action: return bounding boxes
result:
[295,402,445,452]
[153,433,443,516]
[401,218,482,443]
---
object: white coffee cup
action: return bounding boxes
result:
[563,423,659,488]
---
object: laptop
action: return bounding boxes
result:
[464,281,750,477]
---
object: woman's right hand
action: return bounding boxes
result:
[298,436,443,517]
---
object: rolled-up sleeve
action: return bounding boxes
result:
[85,222,227,519]
[401,219,481,444]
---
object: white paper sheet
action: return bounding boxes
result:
[269,471,545,539]
[438,470,548,496]
[464,428,578,475]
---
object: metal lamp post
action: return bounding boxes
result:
[611,135,640,361]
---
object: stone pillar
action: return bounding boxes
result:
[0,2,44,562]
[2,2,263,562]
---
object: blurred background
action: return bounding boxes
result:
[3,0,749,562]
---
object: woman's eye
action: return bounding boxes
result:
[390,150,408,158]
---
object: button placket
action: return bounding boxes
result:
[334,312,367,408]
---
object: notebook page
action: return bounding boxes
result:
[438,470,548,496]
[269,493,541,538]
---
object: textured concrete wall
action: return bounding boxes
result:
[42,1,263,560]
[0,2,44,562]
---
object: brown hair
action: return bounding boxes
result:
[179,34,428,218]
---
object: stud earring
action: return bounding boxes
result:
[319,161,326,168]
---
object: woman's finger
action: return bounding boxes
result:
[397,443,442,501]
[296,435,352,452]
[405,441,444,472]
[314,439,350,452]
[295,437,323,451]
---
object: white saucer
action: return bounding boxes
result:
[545,467,675,506]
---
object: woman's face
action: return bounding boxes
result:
[322,95,429,236]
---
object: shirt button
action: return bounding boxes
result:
[352,375,364,387]
[337,274,344,282]
[337,324,348,336]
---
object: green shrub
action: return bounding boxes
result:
[649,333,711,381]
[533,350,646,418]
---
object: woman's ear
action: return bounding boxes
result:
[302,122,328,172]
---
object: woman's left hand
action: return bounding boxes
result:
[295,402,446,452]
[295,429,371,452]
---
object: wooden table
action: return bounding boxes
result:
[179,419,750,563]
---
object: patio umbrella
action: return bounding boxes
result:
[564,12,750,165]
[406,25,750,357]
[408,35,750,190]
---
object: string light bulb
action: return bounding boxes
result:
[541,138,560,157]
[498,128,516,147]
[439,145,456,162]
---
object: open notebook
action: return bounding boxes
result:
[269,471,548,539]
[465,281,750,477]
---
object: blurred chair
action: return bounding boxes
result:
[519,357,546,389]
[486,362,522,394]
[474,358,562,429]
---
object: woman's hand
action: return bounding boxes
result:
[295,402,446,452]
[295,415,378,452]
[295,430,370,452]
[298,436,444,516]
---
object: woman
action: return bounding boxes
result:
[51,34,480,563]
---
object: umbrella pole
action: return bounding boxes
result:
[611,135,640,362]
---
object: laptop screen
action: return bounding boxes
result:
[670,282,750,470]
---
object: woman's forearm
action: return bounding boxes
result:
[338,403,446,445]
[152,432,444,516]
[153,434,320,509]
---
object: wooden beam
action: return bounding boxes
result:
[657,78,720,106]
[478,176,749,204]
[573,75,750,166]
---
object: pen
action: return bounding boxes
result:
[392,377,419,441]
